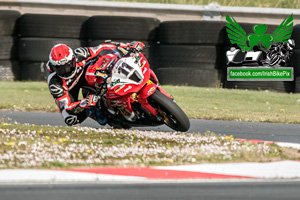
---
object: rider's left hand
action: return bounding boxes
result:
[86,94,99,107]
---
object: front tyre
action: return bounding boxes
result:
[148,90,190,132]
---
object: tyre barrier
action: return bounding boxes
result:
[154,45,223,70]
[0,60,21,81]
[0,10,299,93]
[87,16,160,41]
[156,68,220,87]
[156,21,225,87]
[295,77,300,93]
[0,10,21,81]
[0,10,20,36]
[21,61,47,81]
[159,21,226,45]
[19,14,89,39]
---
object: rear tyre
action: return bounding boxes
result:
[148,90,190,132]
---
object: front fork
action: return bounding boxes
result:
[137,80,172,117]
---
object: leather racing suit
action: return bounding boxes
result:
[46,41,144,126]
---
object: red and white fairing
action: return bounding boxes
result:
[104,53,170,120]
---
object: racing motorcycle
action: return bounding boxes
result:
[82,47,190,132]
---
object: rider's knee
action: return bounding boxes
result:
[62,109,78,126]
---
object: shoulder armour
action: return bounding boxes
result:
[47,72,65,98]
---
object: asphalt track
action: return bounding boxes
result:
[1,110,300,143]
[1,181,300,200]
[1,110,300,200]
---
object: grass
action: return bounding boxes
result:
[1,81,300,124]
[167,86,300,123]
[101,0,300,9]
[0,81,57,112]
[0,122,298,169]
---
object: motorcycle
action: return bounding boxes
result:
[82,47,190,132]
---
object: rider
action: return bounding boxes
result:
[46,41,145,126]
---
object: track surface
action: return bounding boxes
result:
[1,181,300,200]
[1,110,300,143]
[1,110,300,199]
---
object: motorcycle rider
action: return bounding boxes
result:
[46,41,145,126]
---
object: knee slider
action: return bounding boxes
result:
[62,109,78,126]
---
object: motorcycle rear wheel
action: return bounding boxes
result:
[148,90,190,132]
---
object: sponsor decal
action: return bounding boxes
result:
[147,87,156,95]
[140,60,146,68]
[114,84,125,93]
[124,86,132,92]
[118,47,128,55]
[143,67,147,74]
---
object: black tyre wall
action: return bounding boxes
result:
[155,45,223,70]
[0,60,21,81]
[291,24,300,49]
[295,77,300,93]
[21,61,47,81]
[287,49,300,77]
[19,14,89,39]
[0,10,21,36]
[18,38,87,62]
[87,16,160,41]
[0,37,18,60]
[159,21,226,45]
[156,68,220,87]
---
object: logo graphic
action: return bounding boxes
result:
[225,14,295,81]
[226,14,295,67]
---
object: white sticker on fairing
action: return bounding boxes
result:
[143,67,147,74]
[124,86,132,92]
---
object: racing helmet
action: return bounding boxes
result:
[287,39,295,50]
[49,44,77,79]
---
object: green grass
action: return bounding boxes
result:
[0,81,57,112]
[166,86,300,123]
[1,81,300,124]
[0,123,298,169]
[101,0,300,9]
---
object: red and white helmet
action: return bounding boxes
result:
[49,44,77,79]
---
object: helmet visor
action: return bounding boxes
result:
[53,57,76,79]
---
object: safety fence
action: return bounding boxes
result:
[0,10,300,93]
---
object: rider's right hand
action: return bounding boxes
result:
[129,41,145,52]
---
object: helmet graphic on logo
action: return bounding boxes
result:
[49,44,77,79]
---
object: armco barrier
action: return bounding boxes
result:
[1,0,300,24]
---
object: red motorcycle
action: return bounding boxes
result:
[83,47,190,132]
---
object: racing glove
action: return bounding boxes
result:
[129,41,145,52]
[86,94,99,107]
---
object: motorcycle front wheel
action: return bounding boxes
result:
[148,90,190,132]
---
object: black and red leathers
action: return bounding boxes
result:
[46,42,143,126]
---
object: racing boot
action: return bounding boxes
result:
[85,107,107,125]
